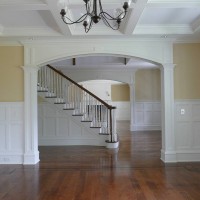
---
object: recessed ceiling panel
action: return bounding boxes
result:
[0,10,50,27]
[138,7,200,25]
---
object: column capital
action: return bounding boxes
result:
[161,63,176,70]
[21,65,40,72]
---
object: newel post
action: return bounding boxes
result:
[22,65,40,164]
[106,107,119,148]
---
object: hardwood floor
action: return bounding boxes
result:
[1,121,200,200]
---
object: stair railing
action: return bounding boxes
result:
[37,64,117,143]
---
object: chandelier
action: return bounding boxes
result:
[60,0,130,33]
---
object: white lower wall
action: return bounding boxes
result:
[0,102,24,164]
[133,102,161,131]
[111,101,130,121]
[38,102,107,146]
[1,100,200,163]
[175,100,200,162]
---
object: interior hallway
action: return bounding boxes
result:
[0,121,200,200]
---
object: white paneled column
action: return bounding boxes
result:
[161,64,176,162]
[130,72,136,131]
[22,65,40,164]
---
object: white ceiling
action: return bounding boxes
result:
[0,0,200,41]
[0,0,200,70]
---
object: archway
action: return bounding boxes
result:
[22,40,175,164]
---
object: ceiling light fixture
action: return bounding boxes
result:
[60,0,130,33]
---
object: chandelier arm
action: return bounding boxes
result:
[100,11,126,21]
[101,16,119,30]
[85,19,93,33]
[62,13,88,25]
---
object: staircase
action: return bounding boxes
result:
[37,65,118,148]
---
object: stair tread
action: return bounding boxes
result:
[99,133,109,135]
[81,120,92,122]
[45,96,57,98]
[72,114,84,116]
[90,126,101,128]
[63,108,75,110]
[54,102,66,104]
[38,90,48,92]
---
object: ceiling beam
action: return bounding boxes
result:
[120,0,148,35]
[191,16,200,33]
[133,25,193,35]
[0,25,4,35]
[147,0,200,8]
[45,0,72,36]
[124,58,131,65]
[0,1,48,11]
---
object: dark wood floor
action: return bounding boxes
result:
[1,121,200,200]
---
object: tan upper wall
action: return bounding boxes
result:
[0,46,24,102]
[135,69,161,101]
[111,84,130,101]
[174,43,200,100]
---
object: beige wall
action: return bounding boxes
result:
[135,69,161,101]
[174,43,200,100]
[0,46,24,102]
[111,84,130,101]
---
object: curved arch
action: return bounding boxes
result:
[38,53,162,69]
[23,41,175,164]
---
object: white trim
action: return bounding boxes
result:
[0,102,24,164]
[161,149,177,163]
[39,139,106,146]
[131,125,161,131]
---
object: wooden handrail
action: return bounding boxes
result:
[47,64,116,110]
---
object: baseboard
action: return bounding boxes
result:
[176,150,200,162]
[130,124,161,131]
[38,138,107,146]
[23,151,40,165]
[0,153,24,164]
[160,149,177,163]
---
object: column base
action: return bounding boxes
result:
[161,149,177,163]
[106,141,119,149]
[23,151,40,165]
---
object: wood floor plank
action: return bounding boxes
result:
[0,121,200,200]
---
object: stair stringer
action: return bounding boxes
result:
[38,93,108,146]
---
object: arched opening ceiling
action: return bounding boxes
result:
[51,55,159,70]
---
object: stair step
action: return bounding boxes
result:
[81,120,92,122]
[38,90,48,92]
[63,108,75,110]
[90,126,101,128]
[99,133,109,135]
[54,102,66,104]
[45,96,57,98]
[72,114,84,116]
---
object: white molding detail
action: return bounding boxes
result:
[160,149,177,163]
[38,102,107,147]
[131,125,161,131]
[0,102,24,164]
[161,63,176,163]
[22,65,40,164]
[174,99,200,162]
[131,101,161,131]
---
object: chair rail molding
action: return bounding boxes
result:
[22,65,40,164]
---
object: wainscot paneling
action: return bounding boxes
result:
[133,102,161,131]
[0,102,24,164]
[38,102,107,146]
[175,100,200,161]
[111,102,130,121]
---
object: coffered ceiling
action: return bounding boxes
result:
[0,0,200,41]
